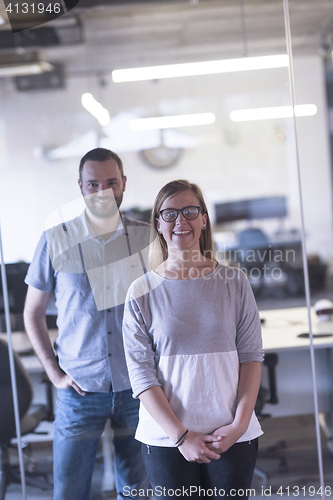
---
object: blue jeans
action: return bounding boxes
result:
[53,388,149,500]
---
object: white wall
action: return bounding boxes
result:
[0,54,332,273]
[292,56,333,266]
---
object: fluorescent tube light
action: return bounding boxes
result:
[0,15,5,25]
[230,104,317,122]
[0,61,53,77]
[112,54,289,82]
[129,113,215,130]
[81,93,110,126]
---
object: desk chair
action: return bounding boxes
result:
[238,228,269,248]
[254,353,287,487]
[0,339,52,499]
[236,229,271,296]
[236,228,303,297]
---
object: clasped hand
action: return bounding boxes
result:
[178,431,221,463]
[179,423,245,462]
[206,422,245,454]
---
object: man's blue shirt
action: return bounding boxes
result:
[25,211,151,393]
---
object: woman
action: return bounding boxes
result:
[123,180,263,499]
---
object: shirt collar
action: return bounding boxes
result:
[64,210,124,246]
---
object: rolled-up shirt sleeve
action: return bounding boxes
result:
[123,284,162,398]
[236,271,264,364]
[25,232,55,292]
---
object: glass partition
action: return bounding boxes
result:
[288,0,333,495]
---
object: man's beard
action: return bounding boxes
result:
[83,190,123,218]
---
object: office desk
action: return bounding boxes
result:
[259,307,333,418]
[0,329,58,373]
[261,307,333,351]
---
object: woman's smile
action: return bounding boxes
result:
[173,229,192,236]
[157,190,206,253]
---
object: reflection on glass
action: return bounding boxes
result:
[1,0,333,496]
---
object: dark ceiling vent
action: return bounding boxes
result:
[15,64,65,91]
[0,27,60,49]
[0,17,82,52]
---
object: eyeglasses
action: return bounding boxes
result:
[159,206,202,223]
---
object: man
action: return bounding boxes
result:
[24,148,152,500]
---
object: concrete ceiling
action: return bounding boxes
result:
[0,0,333,77]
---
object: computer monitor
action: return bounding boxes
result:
[215,196,287,223]
[0,262,29,315]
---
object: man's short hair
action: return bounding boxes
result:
[79,148,124,182]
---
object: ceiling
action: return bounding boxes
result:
[0,0,333,79]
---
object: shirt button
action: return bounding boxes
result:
[107,309,111,313]
[108,353,112,357]
[108,331,112,335]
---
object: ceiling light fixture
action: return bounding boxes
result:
[129,113,216,130]
[112,54,289,82]
[0,15,5,25]
[81,93,110,126]
[0,61,53,77]
[230,104,317,122]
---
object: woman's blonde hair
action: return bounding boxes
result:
[149,179,215,269]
